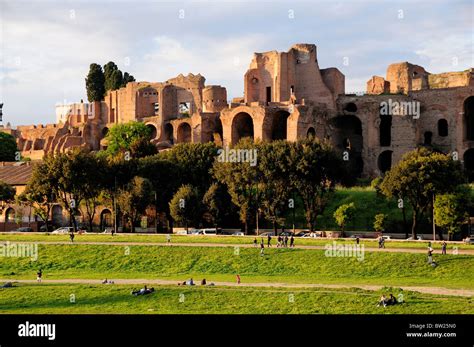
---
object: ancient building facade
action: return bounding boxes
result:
[2,43,473,178]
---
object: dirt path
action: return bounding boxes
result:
[4,278,473,297]
[1,240,473,255]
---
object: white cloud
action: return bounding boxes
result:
[414,34,473,73]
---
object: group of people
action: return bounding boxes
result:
[377,293,399,307]
[253,234,295,254]
[178,278,215,286]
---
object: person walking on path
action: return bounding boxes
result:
[69,232,75,243]
[441,241,447,255]
[290,235,295,248]
[277,235,282,248]
[260,239,265,256]
[267,235,272,247]
[36,269,42,283]
[253,238,258,247]
[166,234,171,245]
[284,236,289,248]
[236,274,241,284]
[427,246,434,264]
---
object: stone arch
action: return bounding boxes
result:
[464,96,474,140]
[378,150,393,174]
[164,123,174,143]
[146,123,158,139]
[464,148,474,182]
[307,127,316,139]
[232,112,254,144]
[379,114,392,147]
[438,119,448,137]
[177,123,192,143]
[5,208,15,223]
[52,205,64,226]
[271,110,290,140]
[100,209,113,230]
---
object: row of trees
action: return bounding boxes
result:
[85,61,135,102]
[1,120,471,239]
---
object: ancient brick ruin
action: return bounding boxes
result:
[2,43,473,178]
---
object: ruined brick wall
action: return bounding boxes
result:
[243,44,341,110]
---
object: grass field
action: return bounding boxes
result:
[0,283,472,314]
[1,244,472,289]
[0,232,472,250]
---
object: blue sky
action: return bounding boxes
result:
[0,0,472,125]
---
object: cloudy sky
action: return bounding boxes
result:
[0,0,472,125]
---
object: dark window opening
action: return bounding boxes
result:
[344,102,357,113]
[378,151,393,174]
[379,114,392,147]
[438,119,448,137]
[266,87,272,104]
[424,131,433,145]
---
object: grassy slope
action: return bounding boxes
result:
[1,244,472,289]
[0,233,472,250]
[0,283,471,314]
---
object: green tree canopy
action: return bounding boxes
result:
[213,138,259,234]
[104,61,135,91]
[434,185,471,240]
[289,138,345,231]
[116,176,153,232]
[85,63,105,102]
[169,184,202,231]
[334,202,356,236]
[104,121,152,157]
[0,132,18,162]
[380,147,465,238]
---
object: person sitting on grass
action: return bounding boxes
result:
[201,278,207,285]
[387,293,398,305]
[377,295,387,307]
[1,282,13,288]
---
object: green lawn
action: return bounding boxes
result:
[1,244,472,289]
[0,283,471,314]
[0,232,472,250]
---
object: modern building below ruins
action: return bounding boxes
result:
[2,43,474,178]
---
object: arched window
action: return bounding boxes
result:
[438,119,448,137]
[5,208,15,223]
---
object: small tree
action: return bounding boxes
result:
[380,148,465,239]
[434,186,471,240]
[169,184,201,232]
[373,213,387,233]
[203,183,231,232]
[333,202,356,237]
[116,176,153,232]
